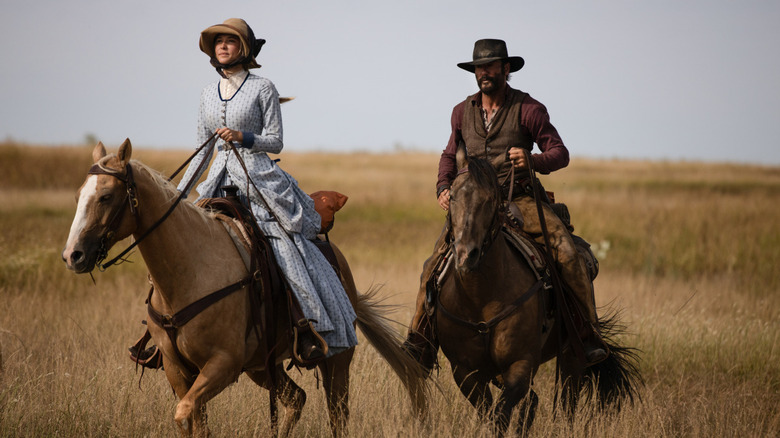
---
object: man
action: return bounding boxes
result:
[404,39,607,371]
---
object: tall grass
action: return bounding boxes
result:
[1,142,778,436]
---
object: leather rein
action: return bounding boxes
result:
[90,132,218,270]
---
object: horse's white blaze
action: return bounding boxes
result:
[64,175,98,252]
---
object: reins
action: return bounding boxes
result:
[522,149,589,413]
[223,141,294,239]
[215,141,286,424]
[91,132,218,270]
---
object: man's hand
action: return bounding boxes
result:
[438,188,450,210]
[508,147,529,169]
[216,127,243,144]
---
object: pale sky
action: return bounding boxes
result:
[2,0,779,165]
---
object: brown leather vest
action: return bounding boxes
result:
[461,88,532,181]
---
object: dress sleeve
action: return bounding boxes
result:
[244,80,283,154]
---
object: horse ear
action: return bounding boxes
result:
[92,142,107,163]
[455,141,468,170]
[117,138,133,165]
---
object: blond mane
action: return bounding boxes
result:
[103,156,220,225]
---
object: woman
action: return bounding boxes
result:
[133,18,357,365]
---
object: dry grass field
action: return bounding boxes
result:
[0,141,778,437]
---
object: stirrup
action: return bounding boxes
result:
[291,320,328,369]
[128,331,164,369]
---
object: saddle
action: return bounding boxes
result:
[198,188,340,369]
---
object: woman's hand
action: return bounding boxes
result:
[216,127,243,145]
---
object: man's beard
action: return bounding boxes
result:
[477,74,503,96]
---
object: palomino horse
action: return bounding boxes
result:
[435,148,641,435]
[62,140,428,437]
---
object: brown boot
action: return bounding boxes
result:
[297,332,325,362]
[403,298,439,373]
[402,332,437,373]
[584,341,608,366]
[402,224,449,374]
[581,324,609,366]
[292,321,328,368]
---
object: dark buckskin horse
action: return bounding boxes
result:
[62,140,428,437]
[435,146,641,435]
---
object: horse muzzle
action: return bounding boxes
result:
[454,244,482,273]
[62,242,98,274]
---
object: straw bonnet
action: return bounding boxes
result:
[199,18,265,69]
[457,39,524,73]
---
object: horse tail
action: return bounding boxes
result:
[581,309,644,411]
[353,286,430,417]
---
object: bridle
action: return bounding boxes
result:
[87,162,140,269]
[88,132,218,270]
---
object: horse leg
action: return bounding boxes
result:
[171,358,242,437]
[162,364,198,437]
[495,360,536,436]
[318,349,354,438]
[559,352,584,421]
[452,366,492,420]
[246,367,307,437]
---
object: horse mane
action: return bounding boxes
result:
[138,160,223,225]
[96,154,218,224]
[134,161,181,199]
[466,158,501,198]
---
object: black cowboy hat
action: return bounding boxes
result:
[457,39,524,73]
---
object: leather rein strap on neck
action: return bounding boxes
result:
[91,132,218,270]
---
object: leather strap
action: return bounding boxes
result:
[146,274,253,375]
[437,278,544,335]
[94,132,219,269]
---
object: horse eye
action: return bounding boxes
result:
[99,194,113,203]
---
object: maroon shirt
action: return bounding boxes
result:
[437,86,569,195]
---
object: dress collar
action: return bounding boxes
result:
[219,70,249,100]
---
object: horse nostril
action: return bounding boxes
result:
[467,248,480,264]
[70,251,85,265]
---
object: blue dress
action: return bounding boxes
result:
[177,72,358,356]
